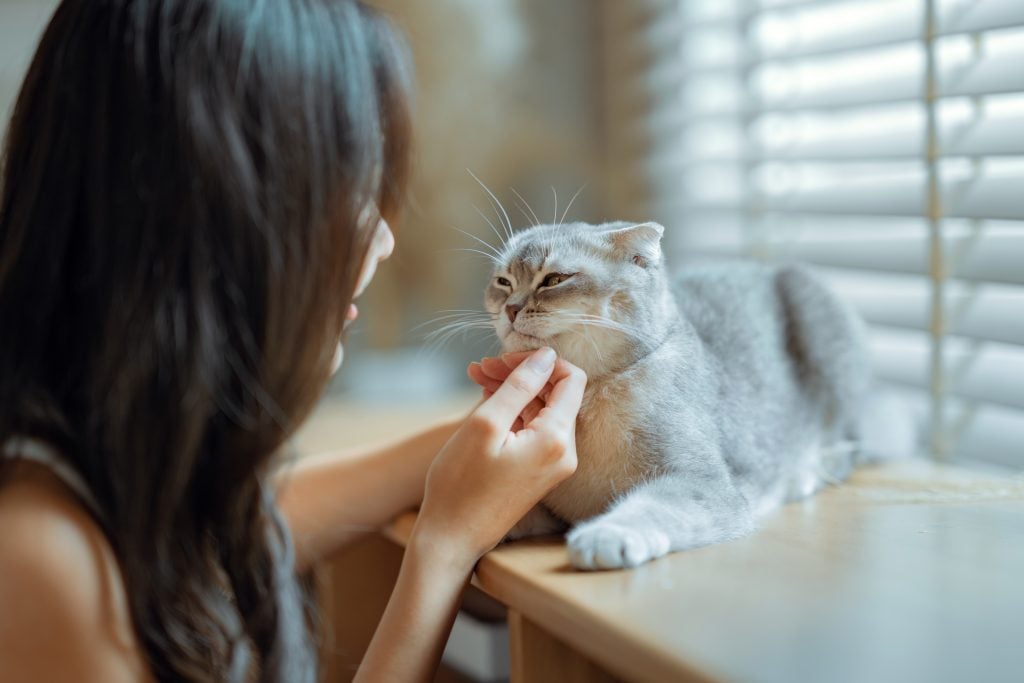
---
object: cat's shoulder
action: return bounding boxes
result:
[673,260,831,303]
[673,259,799,286]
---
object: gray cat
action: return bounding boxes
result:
[484,220,873,570]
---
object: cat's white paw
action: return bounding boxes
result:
[566,522,670,570]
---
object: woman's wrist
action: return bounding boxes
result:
[407,518,479,578]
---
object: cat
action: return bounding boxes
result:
[483,220,874,570]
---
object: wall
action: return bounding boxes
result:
[0,1,60,123]
[0,0,610,400]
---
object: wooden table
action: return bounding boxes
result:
[298,398,1024,683]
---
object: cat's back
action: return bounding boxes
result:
[672,261,789,357]
[670,261,868,389]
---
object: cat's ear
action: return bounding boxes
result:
[602,222,664,266]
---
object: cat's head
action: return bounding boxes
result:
[485,221,673,377]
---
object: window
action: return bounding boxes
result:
[606,0,1024,469]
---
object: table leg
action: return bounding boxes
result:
[508,610,622,682]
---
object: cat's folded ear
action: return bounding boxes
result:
[601,221,665,266]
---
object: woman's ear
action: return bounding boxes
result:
[602,222,665,266]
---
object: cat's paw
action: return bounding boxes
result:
[566,522,670,570]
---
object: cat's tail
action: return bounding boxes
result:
[855,389,920,463]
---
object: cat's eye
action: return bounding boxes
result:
[496,276,512,287]
[541,273,572,288]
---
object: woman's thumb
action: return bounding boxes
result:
[474,347,556,432]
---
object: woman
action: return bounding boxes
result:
[0,1,585,681]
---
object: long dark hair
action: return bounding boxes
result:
[0,0,411,680]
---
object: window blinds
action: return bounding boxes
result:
[604,0,1024,469]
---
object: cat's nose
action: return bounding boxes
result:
[506,304,522,323]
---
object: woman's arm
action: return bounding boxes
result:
[276,417,461,572]
[356,349,587,682]
[352,530,473,683]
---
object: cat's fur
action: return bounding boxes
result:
[484,221,872,570]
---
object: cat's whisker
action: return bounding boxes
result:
[428,327,495,356]
[512,197,536,229]
[552,312,627,331]
[423,322,497,353]
[421,312,498,327]
[449,224,502,259]
[559,182,587,226]
[561,312,633,331]
[448,247,500,265]
[571,322,604,365]
[467,168,514,241]
[553,313,660,347]
[550,186,558,225]
[511,187,541,227]
[471,205,508,250]
[413,311,498,334]
[414,313,497,329]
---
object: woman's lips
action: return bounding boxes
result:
[346,303,358,322]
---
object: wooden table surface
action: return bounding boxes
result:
[298,397,1024,683]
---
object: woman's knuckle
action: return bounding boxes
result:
[564,363,586,383]
[469,414,499,437]
[506,374,535,395]
[555,452,577,476]
[543,433,568,458]
[563,457,578,475]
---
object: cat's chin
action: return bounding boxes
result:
[502,330,549,353]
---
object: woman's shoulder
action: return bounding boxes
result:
[0,461,153,682]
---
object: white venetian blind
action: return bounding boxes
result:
[604,0,1024,469]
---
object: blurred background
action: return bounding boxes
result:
[3,0,1022,473]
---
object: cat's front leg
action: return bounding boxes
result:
[566,472,754,570]
[504,504,567,542]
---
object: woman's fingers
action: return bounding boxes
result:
[468,362,502,393]
[480,356,513,381]
[470,362,551,427]
[474,348,557,434]
[473,355,558,405]
[521,397,544,425]
[532,359,587,429]
[499,351,533,370]
[468,362,487,385]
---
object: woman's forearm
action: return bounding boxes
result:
[354,529,474,683]
[276,417,461,571]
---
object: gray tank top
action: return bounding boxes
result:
[1,436,105,521]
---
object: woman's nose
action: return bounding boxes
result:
[506,304,522,323]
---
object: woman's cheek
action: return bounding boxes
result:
[331,342,344,374]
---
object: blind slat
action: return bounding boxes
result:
[662,1,1024,67]
[636,34,1024,120]
[820,270,1024,347]
[685,231,1024,287]
[646,112,1024,164]
[750,1,1024,63]
[757,49,1024,112]
[870,330,1024,411]
[673,173,1024,221]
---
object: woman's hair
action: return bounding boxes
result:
[0,0,411,680]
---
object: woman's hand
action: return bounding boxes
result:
[467,351,557,431]
[411,347,586,568]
